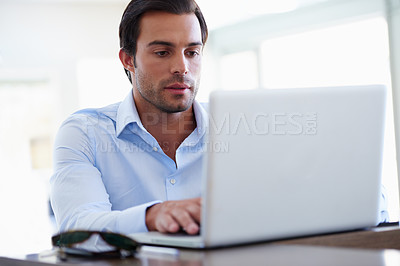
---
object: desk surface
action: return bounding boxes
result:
[275,224,400,250]
[2,226,400,266]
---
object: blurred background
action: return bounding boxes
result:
[0,0,398,256]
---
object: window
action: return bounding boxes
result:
[260,18,390,88]
[259,17,399,221]
[220,51,258,91]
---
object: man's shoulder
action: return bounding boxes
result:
[69,102,120,122]
[61,102,122,132]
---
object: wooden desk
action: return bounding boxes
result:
[1,226,400,266]
[275,225,400,250]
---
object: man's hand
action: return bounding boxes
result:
[145,197,201,235]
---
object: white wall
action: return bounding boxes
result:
[0,1,129,125]
[0,1,130,256]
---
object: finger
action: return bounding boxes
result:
[186,203,201,223]
[170,208,199,235]
[156,213,180,233]
[193,197,202,205]
[185,222,200,235]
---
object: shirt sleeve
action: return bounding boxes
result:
[50,114,161,234]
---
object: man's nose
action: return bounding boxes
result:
[171,53,188,75]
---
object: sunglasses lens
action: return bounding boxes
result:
[52,231,138,253]
[53,231,92,246]
[101,233,138,251]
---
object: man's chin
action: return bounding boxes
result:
[160,104,192,113]
[157,91,197,113]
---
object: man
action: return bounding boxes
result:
[50,0,208,236]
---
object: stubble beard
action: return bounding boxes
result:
[135,70,200,114]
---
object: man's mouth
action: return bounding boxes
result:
[164,83,191,94]
[165,83,190,90]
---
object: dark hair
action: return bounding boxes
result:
[119,0,208,83]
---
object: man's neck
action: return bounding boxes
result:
[134,97,197,163]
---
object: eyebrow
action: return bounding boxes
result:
[147,40,203,48]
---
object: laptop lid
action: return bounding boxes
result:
[201,84,386,247]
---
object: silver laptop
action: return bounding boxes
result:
[129,84,386,248]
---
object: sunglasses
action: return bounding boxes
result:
[52,230,140,258]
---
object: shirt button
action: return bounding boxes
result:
[170,178,176,185]
[152,147,158,152]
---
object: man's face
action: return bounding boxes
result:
[133,11,203,113]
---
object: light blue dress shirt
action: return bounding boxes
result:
[50,91,208,234]
[50,90,389,236]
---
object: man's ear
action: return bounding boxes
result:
[119,49,135,73]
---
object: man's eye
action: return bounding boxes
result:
[155,51,169,57]
[187,51,200,57]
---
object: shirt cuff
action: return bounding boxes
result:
[117,200,162,234]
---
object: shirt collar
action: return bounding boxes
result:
[115,90,209,139]
[116,90,144,137]
[192,100,208,138]
[179,100,208,148]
